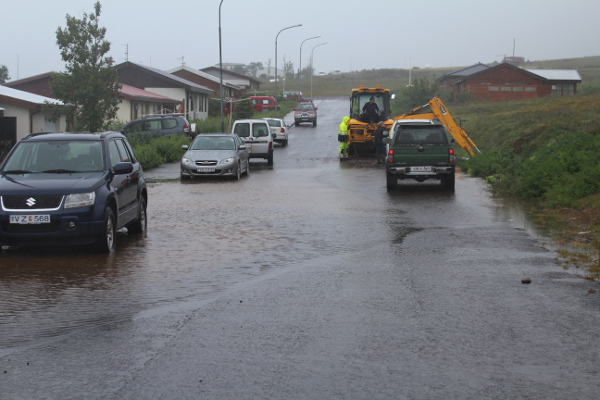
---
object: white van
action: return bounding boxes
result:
[231,119,274,165]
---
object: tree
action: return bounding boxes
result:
[232,95,254,121]
[48,1,121,132]
[246,62,263,78]
[284,60,295,80]
[0,65,10,84]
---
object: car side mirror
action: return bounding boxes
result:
[382,138,391,144]
[239,144,247,150]
[114,162,133,175]
[451,137,456,143]
[182,145,189,150]
[272,133,277,138]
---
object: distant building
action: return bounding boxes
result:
[438,62,582,101]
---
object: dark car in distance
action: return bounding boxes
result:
[0,132,148,252]
[294,100,318,127]
[121,115,195,139]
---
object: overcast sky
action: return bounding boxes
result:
[2,0,599,82]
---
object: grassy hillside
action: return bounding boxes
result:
[259,55,600,97]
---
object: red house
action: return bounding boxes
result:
[438,62,582,102]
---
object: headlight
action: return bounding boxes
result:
[182,157,194,165]
[219,157,235,165]
[65,192,95,209]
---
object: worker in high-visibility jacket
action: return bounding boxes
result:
[338,116,350,160]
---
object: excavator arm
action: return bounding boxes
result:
[394,98,481,156]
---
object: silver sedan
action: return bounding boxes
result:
[180,133,249,180]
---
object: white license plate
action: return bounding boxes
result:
[411,166,432,172]
[197,168,216,173]
[10,214,51,224]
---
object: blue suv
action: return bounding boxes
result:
[0,132,147,252]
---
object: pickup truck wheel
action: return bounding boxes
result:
[128,198,147,234]
[95,207,116,253]
[442,172,456,191]
[386,170,398,190]
[295,121,299,127]
[313,120,317,127]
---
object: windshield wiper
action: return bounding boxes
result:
[41,169,78,173]
[1,170,32,175]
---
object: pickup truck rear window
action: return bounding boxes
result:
[394,126,448,146]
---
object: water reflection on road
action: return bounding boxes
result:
[0,98,550,355]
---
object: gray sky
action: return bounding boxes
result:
[2,0,599,82]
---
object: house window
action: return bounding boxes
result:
[525,87,537,92]
[552,84,562,95]
[489,86,499,91]
[513,87,523,92]
[563,84,574,95]
[501,86,511,92]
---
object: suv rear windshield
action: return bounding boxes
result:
[393,125,448,146]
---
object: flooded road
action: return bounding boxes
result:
[2,98,600,399]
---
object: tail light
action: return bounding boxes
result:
[449,148,454,163]
[388,149,394,163]
[280,127,285,133]
[183,123,190,132]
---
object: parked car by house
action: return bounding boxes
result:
[180,133,249,180]
[294,100,318,127]
[232,119,274,165]
[121,115,195,139]
[263,118,289,146]
[283,91,303,101]
[0,131,148,253]
[249,96,277,112]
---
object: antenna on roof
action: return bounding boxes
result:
[178,56,185,68]
[122,44,129,62]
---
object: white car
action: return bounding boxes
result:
[232,119,274,165]
[263,118,289,146]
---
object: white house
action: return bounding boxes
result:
[0,85,67,140]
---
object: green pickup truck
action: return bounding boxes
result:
[383,120,456,190]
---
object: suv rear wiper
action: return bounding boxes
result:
[41,169,78,173]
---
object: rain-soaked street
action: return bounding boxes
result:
[1,97,600,399]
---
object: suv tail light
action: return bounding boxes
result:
[388,149,394,163]
[183,123,190,133]
[449,148,454,163]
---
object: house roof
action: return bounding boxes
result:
[451,62,550,85]
[119,84,181,103]
[0,85,64,108]
[200,66,262,85]
[166,65,242,90]
[116,61,215,94]
[3,72,54,87]
[525,69,582,82]
[437,63,490,82]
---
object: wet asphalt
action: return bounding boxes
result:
[1,98,600,399]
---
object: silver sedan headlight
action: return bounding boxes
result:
[181,157,194,165]
[218,157,235,165]
[65,192,95,209]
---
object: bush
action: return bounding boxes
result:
[127,134,189,170]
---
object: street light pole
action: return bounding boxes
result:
[298,36,320,96]
[275,23,302,116]
[310,42,327,99]
[219,0,225,132]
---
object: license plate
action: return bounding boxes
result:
[411,166,432,172]
[197,168,216,173]
[10,214,51,224]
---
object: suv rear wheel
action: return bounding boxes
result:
[128,198,147,234]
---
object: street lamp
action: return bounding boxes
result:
[219,0,225,131]
[275,23,302,116]
[310,42,327,99]
[298,36,320,95]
